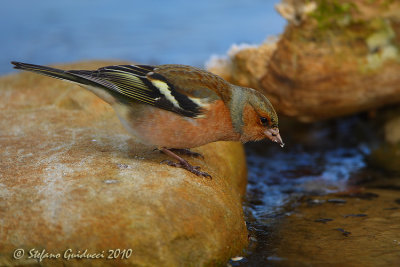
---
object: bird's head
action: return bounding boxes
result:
[236,87,284,147]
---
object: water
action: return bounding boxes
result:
[0,0,285,74]
[236,116,393,266]
[246,118,369,222]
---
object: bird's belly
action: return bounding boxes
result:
[137,117,218,148]
[113,101,240,149]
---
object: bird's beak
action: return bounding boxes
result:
[264,127,285,148]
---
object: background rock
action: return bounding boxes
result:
[208,0,400,122]
[0,61,248,266]
[385,116,400,145]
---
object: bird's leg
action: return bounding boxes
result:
[168,148,204,159]
[159,148,211,178]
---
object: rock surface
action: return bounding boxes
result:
[208,0,400,122]
[0,61,248,266]
[384,116,400,145]
[367,106,400,174]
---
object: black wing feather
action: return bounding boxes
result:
[12,61,204,118]
[86,65,204,117]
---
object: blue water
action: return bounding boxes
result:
[1,0,285,74]
[238,116,378,266]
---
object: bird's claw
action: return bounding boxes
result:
[160,159,178,167]
[160,160,211,178]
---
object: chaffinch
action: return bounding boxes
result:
[11,61,283,178]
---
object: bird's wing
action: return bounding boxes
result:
[153,64,231,102]
[69,64,225,118]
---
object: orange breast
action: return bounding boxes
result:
[127,100,240,148]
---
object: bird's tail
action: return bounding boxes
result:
[11,61,101,88]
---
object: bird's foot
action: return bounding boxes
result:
[160,160,211,178]
[168,148,204,158]
[159,147,211,178]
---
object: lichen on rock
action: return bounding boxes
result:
[207,0,400,122]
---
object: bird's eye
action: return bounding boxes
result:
[260,117,269,126]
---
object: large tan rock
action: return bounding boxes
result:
[208,0,400,122]
[0,61,248,266]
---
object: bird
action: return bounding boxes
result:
[11,61,284,178]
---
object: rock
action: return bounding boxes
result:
[385,116,400,145]
[365,106,400,173]
[207,0,400,122]
[368,143,400,173]
[0,61,248,266]
[206,40,278,91]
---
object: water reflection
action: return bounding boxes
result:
[240,115,385,265]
